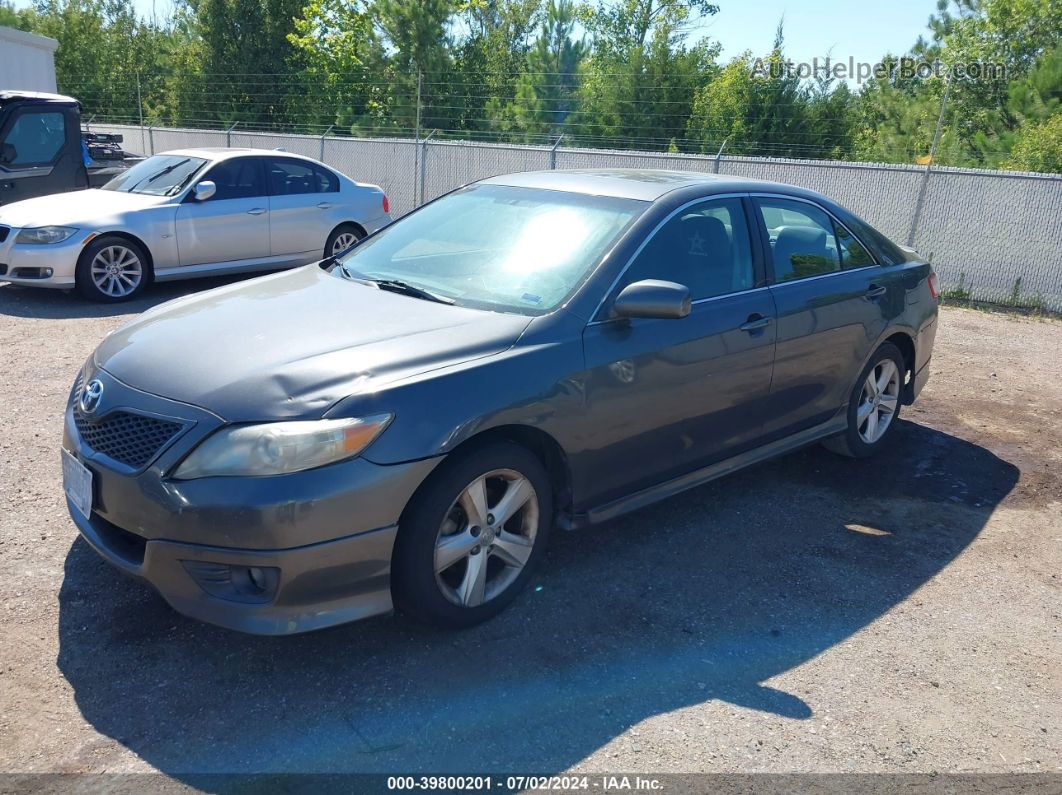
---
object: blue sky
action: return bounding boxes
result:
[12,0,937,74]
[701,0,936,68]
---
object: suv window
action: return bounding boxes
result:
[201,157,266,200]
[758,198,841,281]
[1,111,66,166]
[621,197,756,301]
[267,158,338,195]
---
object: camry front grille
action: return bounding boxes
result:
[73,407,183,469]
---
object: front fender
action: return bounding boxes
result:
[329,339,586,466]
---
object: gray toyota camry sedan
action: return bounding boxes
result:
[62,169,939,634]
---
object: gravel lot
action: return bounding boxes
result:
[0,278,1059,782]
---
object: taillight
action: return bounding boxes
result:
[927,271,939,299]
[382,194,390,214]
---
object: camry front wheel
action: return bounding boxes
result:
[392,442,552,628]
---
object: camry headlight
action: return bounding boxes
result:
[173,415,392,479]
[16,226,78,244]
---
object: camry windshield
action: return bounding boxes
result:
[102,154,208,196]
[335,184,645,314]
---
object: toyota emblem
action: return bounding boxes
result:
[79,379,104,415]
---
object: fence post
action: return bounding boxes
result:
[319,124,334,163]
[226,121,239,148]
[136,72,145,155]
[713,139,728,173]
[550,135,564,169]
[147,126,154,155]
[419,129,437,208]
[413,70,423,209]
[907,75,951,247]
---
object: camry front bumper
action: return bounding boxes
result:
[68,498,408,635]
[62,366,442,634]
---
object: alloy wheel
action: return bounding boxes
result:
[331,231,359,255]
[434,469,539,608]
[857,359,900,444]
[90,245,143,298]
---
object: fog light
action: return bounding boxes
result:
[11,267,52,279]
[181,560,280,603]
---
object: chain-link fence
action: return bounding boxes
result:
[91,122,1062,312]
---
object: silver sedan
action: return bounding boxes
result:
[0,147,392,301]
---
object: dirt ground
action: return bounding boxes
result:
[0,278,1059,783]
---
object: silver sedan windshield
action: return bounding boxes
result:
[336,184,645,314]
[102,155,208,196]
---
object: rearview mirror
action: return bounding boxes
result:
[192,181,216,201]
[613,279,691,320]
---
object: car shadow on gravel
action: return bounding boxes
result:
[0,275,255,319]
[55,420,1017,781]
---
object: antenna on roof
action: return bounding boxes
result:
[274,147,287,152]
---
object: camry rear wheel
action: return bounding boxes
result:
[76,236,151,302]
[823,342,905,458]
[392,442,552,628]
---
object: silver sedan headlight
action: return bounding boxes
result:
[16,226,79,244]
[173,415,393,479]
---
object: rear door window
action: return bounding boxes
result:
[756,198,841,281]
[267,158,338,195]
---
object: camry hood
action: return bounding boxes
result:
[0,189,166,227]
[94,266,533,420]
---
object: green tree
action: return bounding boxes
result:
[367,0,458,133]
[287,0,384,132]
[0,0,37,30]
[490,0,586,139]
[31,0,174,123]
[571,0,719,149]
[1005,112,1062,170]
[173,0,306,127]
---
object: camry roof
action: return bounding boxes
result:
[482,168,803,202]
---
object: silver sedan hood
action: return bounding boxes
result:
[0,189,166,227]
[94,266,532,420]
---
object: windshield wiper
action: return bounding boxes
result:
[370,278,454,304]
[126,158,190,193]
[335,263,454,304]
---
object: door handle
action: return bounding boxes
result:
[247,207,267,215]
[316,202,332,209]
[865,284,887,299]
[739,314,773,332]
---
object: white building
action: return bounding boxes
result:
[0,26,59,93]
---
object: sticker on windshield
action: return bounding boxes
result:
[521,293,542,304]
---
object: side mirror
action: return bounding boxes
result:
[192,180,216,201]
[612,279,691,320]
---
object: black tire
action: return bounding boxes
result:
[392,441,553,629]
[324,223,365,259]
[75,235,152,303]
[823,342,905,458]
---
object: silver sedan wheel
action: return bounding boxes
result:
[857,359,900,444]
[90,245,143,298]
[331,231,359,255]
[434,469,539,608]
